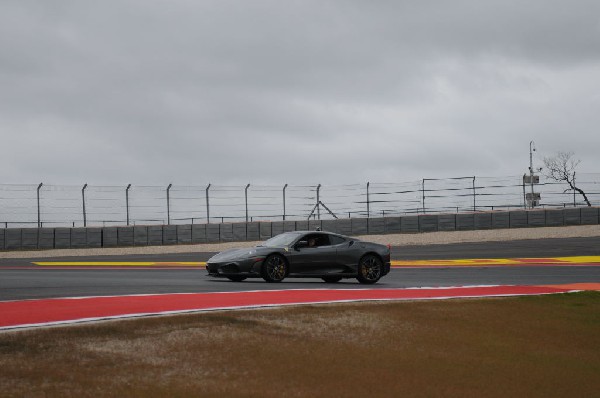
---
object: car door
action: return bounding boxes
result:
[289,233,337,275]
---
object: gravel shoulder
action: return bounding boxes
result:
[1,225,599,259]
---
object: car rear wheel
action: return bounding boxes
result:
[227,276,247,282]
[262,254,288,282]
[322,276,343,283]
[357,254,382,284]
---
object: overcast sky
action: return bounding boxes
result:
[1,0,599,186]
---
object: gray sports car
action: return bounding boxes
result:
[206,230,391,284]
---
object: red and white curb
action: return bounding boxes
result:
[2,284,598,331]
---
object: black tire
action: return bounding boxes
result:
[227,276,247,282]
[262,254,288,283]
[322,276,343,283]
[356,254,383,284]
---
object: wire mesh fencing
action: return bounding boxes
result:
[1,173,599,228]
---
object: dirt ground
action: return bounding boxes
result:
[1,292,598,397]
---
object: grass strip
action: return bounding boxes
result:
[0,292,598,397]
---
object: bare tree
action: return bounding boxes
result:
[543,151,591,206]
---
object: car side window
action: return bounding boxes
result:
[329,235,346,245]
[304,233,331,247]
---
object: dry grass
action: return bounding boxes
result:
[1,292,599,397]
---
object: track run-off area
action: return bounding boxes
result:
[1,236,599,330]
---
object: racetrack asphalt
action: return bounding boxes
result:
[1,237,599,301]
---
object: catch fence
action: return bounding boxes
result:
[1,174,599,228]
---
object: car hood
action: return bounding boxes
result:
[208,247,259,262]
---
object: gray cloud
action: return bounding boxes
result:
[1,0,599,186]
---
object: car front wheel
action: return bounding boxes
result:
[262,254,288,283]
[357,254,383,284]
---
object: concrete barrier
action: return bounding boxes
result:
[22,228,38,249]
[206,224,220,242]
[148,226,163,245]
[134,226,148,246]
[259,222,272,240]
[527,211,546,227]
[351,218,368,235]
[271,221,285,236]
[71,228,87,248]
[163,225,177,245]
[232,223,246,241]
[102,227,118,247]
[384,217,401,234]
[2,207,599,251]
[54,228,71,249]
[177,225,192,244]
[5,229,22,250]
[401,216,419,233]
[192,224,207,243]
[246,222,260,241]
[38,228,54,249]
[492,212,510,229]
[456,214,475,231]
[219,223,234,242]
[418,215,438,232]
[564,208,581,225]
[368,218,386,234]
[438,214,456,232]
[117,227,134,247]
[474,213,492,230]
[545,209,564,226]
[581,207,599,225]
[87,228,102,248]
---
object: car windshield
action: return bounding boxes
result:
[261,232,301,248]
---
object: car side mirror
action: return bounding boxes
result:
[349,240,354,247]
[295,240,308,250]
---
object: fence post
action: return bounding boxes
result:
[82,183,88,227]
[283,184,288,221]
[422,179,426,214]
[316,184,321,220]
[245,183,250,222]
[126,184,132,226]
[36,183,43,227]
[206,183,211,223]
[472,176,476,211]
[166,183,172,225]
[366,182,370,218]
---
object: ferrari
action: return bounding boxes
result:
[206,230,391,284]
